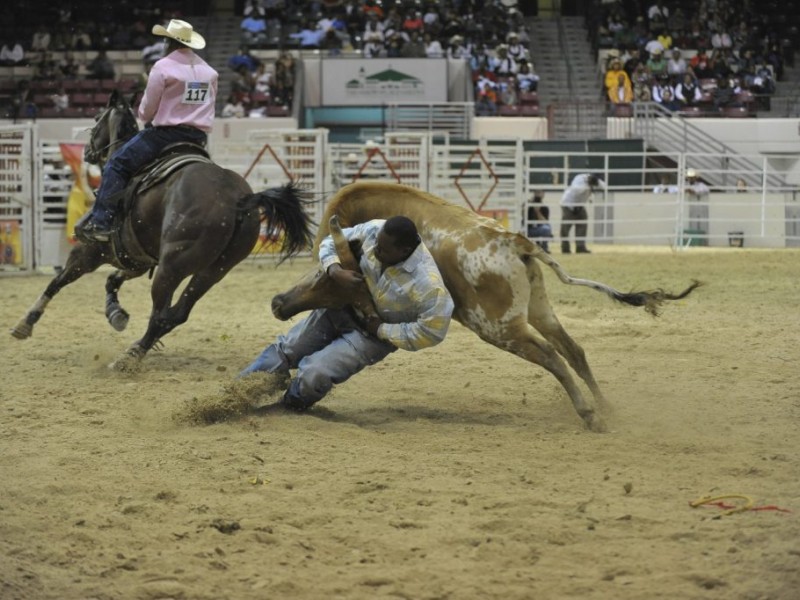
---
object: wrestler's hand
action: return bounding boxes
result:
[328,263,364,290]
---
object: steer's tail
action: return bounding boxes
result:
[529,246,702,316]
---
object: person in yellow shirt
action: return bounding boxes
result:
[604,59,632,100]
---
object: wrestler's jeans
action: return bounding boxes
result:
[239,309,396,409]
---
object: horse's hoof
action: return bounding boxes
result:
[10,322,32,339]
[585,412,608,433]
[109,346,145,373]
[107,308,130,332]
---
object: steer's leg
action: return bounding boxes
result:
[526,275,608,409]
[479,317,606,432]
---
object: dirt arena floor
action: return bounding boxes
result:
[1,247,798,600]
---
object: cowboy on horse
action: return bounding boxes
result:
[76,19,217,243]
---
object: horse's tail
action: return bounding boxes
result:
[528,245,702,316]
[239,181,316,261]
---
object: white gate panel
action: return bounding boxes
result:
[0,125,34,273]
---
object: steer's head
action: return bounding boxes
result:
[271,219,378,321]
[271,263,357,320]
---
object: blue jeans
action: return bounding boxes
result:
[90,125,207,225]
[240,309,396,409]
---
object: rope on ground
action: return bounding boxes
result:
[689,494,792,516]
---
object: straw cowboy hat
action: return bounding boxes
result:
[152,19,206,49]
[686,168,699,178]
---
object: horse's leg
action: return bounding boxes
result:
[110,262,236,370]
[526,283,608,409]
[105,268,148,331]
[11,244,107,339]
[486,317,607,433]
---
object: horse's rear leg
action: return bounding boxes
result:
[105,268,148,331]
[11,244,107,339]
[493,319,606,432]
[110,266,232,370]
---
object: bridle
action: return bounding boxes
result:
[84,103,138,166]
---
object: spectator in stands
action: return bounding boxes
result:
[241,12,268,46]
[222,94,246,118]
[506,32,527,64]
[693,56,716,80]
[272,52,295,107]
[712,77,741,111]
[70,25,93,51]
[667,48,687,77]
[710,28,733,51]
[362,15,385,44]
[646,47,667,78]
[623,47,643,78]
[33,52,59,81]
[667,6,687,34]
[494,44,517,76]
[499,77,519,106]
[401,30,426,58]
[657,87,681,111]
[604,58,630,98]
[631,63,652,101]
[386,33,405,58]
[228,47,261,73]
[58,51,80,79]
[363,32,384,57]
[475,81,498,116]
[423,32,443,58]
[647,0,669,34]
[0,41,25,66]
[290,20,325,49]
[644,37,665,59]
[10,80,36,122]
[685,168,710,233]
[402,10,424,35]
[142,39,167,66]
[675,72,702,106]
[447,35,469,59]
[651,73,674,103]
[243,0,266,19]
[657,29,672,52]
[86,50,116,80]
[362,0,384,20]
[31,25,51,52]
[321,28,344,56]
[607,72,633,104]
[515,60,539,92]
[50,87,69,113]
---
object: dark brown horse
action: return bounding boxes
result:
[11,90,314,370]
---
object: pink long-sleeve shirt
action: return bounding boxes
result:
[138,49,218,132]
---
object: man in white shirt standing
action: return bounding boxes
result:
[559,173,605,254]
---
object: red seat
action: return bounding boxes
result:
[251,91,271,106]
[98,78,116,92]
[498,104,521,116]
[93,92,111,106]
[61,107,84,118]
[38,107,61,118]
[721,106,751,118]
[611,102,633,117]
[519,91,539,105]
[519,104,540,116]
[679,105,703,117]
[83,106,102,118]
[78,79,98,91]
[71,93,93,106]
[266,105,290,117]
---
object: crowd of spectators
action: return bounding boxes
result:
[590,0,797,116]
[232,0,541,117]
[224,47,296,117]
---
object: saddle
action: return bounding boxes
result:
[108,143,214,271]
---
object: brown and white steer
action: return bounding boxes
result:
[271,182,700,432]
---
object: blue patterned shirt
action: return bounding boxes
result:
[319,219,454,351]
